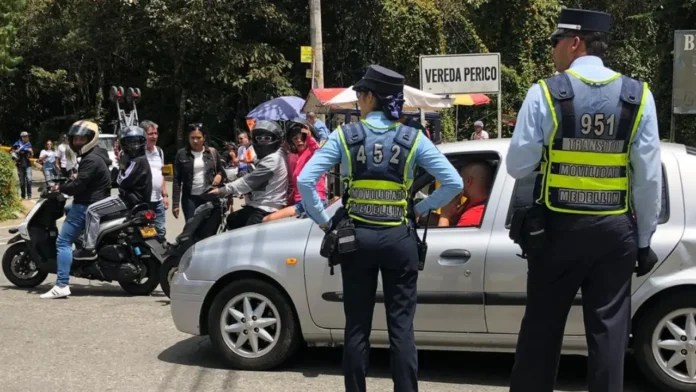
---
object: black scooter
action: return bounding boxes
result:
[2,180,163,295]
[159,186,229,298]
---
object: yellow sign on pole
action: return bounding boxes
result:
[300,46,313,63]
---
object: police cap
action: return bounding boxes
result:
[352,65,405,97]
[550,8,612,40]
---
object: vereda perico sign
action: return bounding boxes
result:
[419,53,501,95]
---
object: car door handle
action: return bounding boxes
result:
[439,249,471,265]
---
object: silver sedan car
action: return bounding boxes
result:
[170,139,696,392]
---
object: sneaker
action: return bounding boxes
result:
[40,285,71,299]
[73,248,97,260]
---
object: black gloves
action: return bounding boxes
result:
[636,247,658,277]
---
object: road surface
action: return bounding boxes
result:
[0,183,654,391]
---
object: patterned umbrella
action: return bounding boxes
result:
[453,94,491,106]
[246,96,306,121]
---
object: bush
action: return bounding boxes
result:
[0,150,24,221]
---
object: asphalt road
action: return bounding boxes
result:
[0,183,655,392]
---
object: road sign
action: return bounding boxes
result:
[301,46,313,63]
[419,53,501,95]
[672,31,696,115]
[305,69,320,79]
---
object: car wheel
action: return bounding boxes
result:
[2,243,48,288]
[634,293,696,391]
[208,279,302,370]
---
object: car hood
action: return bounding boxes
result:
[184,214,314,281]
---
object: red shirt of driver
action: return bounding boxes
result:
[456,204,485,227]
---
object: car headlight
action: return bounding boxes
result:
[177,245,195,275]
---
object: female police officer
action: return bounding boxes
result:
[297,65,462,392]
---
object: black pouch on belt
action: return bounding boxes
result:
[337,221,357,255]
[509,205,547,259]
[416,210,433,271]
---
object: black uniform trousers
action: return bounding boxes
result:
[340,223,420,392]
[509,212,638,392]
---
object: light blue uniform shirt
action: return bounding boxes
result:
[506,56,662,248]
[312,120,330,142]
[298,111,463,225]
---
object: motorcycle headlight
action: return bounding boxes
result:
[177,245,195,275]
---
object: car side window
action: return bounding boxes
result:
[505,165,670,227]
[413,152,500,229]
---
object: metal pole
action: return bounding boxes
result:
[497,91,502,139]
[311,55,316,89]
[671,31,677,143]
[455,105,459,139]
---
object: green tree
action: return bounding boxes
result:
[0,0,25,76]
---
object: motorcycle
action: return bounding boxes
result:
[159,186,230,298]
[1,179,163,295]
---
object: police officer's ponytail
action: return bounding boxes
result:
[376,92,406,121]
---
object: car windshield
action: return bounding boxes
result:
[98,138,115,152]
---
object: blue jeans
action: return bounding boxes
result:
[43,166,56,185]
[17,166,32,198]
[56,203,88,286]
[149,200,166,237]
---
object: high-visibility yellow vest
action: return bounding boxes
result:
[535,71,648,215]
[337,120,421,226]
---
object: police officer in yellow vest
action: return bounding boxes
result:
[297,65,462,392]
[505,9,662,392]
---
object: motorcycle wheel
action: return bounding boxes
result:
[118,254,160,296]
[2,243,48,288]
[159,255,180,299]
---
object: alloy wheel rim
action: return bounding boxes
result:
[219,292,281,359]
[652,308,696,383]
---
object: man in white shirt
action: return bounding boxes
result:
[141,120,168,237]
[470,120,490,140]
[54,135,76,177]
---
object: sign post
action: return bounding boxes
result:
[671,30,696,142]
[301,46,314,88]
[419,53,502,138]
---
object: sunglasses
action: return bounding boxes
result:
[188,123,204,130]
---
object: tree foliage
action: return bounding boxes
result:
[0,0,694,150]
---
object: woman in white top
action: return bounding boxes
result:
[38,140,58,183]
[171,124,225,220]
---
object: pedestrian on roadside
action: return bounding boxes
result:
[38,140,57,184]
[11,131,34,199]
[141,120,168,238]
[236,131,253,176]
[469,121,489,140]
[55,134,76,178]
[172,123,225,221]
[506,8,661,392]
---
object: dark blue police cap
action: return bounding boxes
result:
[352,65,405,97]
[550,8,612,39]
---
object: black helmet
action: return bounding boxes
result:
[67,120,99,156]
[120,126,147,158]
[251,120,283,160]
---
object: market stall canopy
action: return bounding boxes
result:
[325,85,454,112]
[246,96,306,121]
[301,88,347,114]
[453,94,491,106]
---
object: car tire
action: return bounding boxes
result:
[2,243,48,288]
[158,256,179,299]
[634,292,696,392]
[208,279,302,370]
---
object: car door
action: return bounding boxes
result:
[304,151,499,333]
[484,155,679,335]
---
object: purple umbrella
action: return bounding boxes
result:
[246,96,306,121]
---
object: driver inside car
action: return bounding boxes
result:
[208,120,288,228]
[73,126,152,261]
[41,120,113,299]
[437,161,493,227]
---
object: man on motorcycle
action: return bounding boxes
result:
[41,120,112,299]
[208,120,288,227]
[73,126,152,261]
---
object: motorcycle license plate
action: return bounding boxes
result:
[140,226,157,238]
